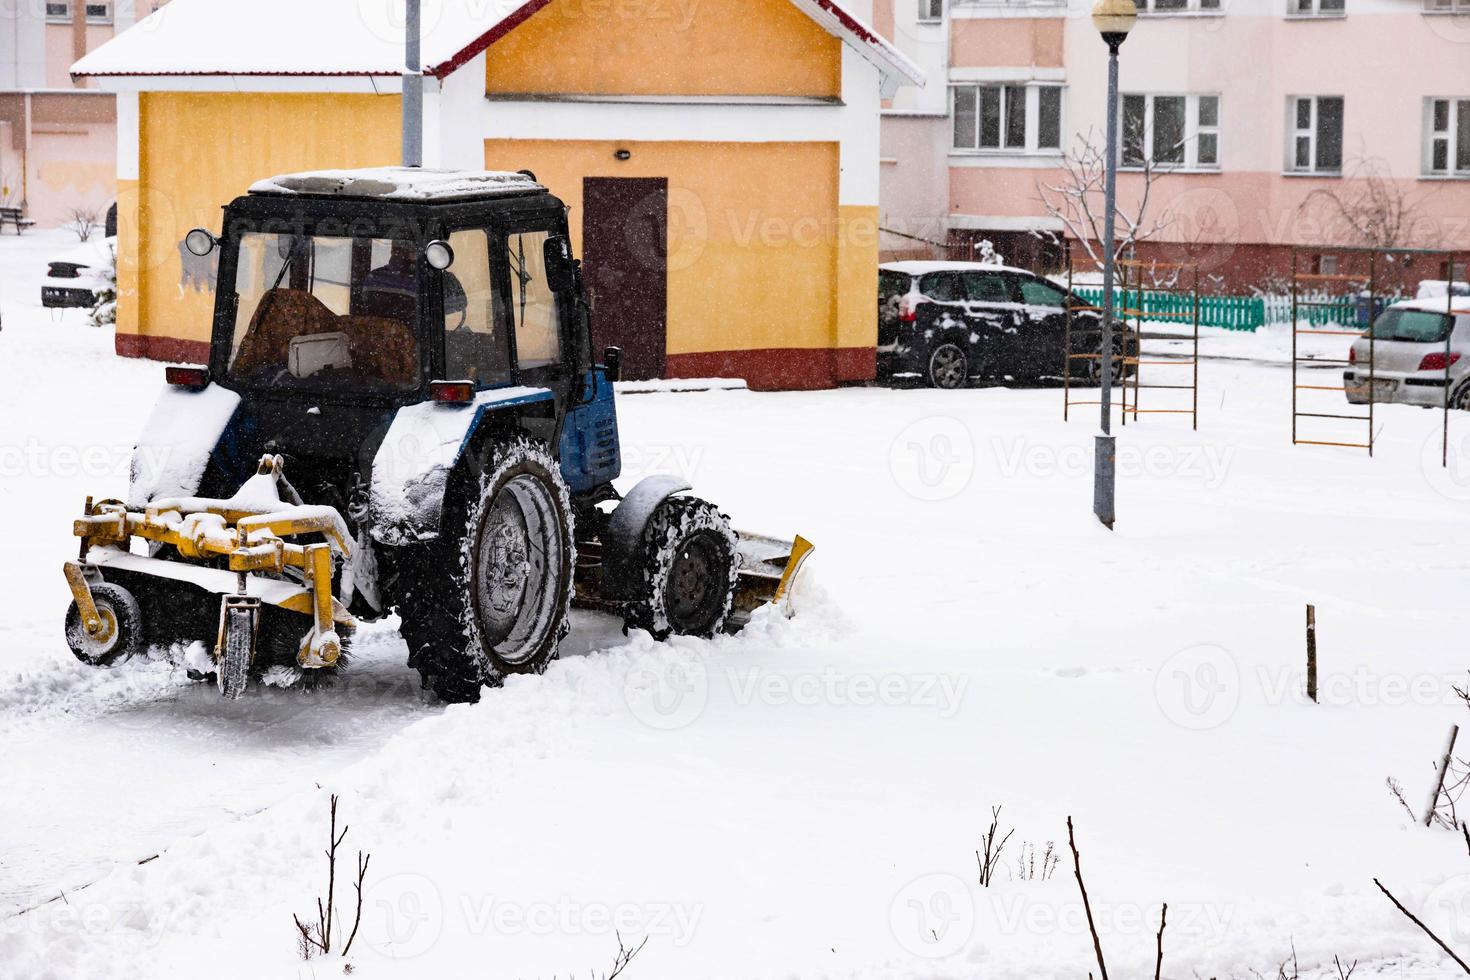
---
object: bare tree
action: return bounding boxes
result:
[1297,154,1433,252]
[1036,127,1174,274]
[293,794,372,960]
[64,206,102,243]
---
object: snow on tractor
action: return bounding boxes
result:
[63,167,813,702]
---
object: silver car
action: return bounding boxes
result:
[1345,298,1470,409]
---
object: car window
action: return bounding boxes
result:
[444,228,510,387]
[963,272,1013,304]
[1018,277,1069,309]
[879,271,913,302]
[919,272,966,302]
[1369,308,1454,344]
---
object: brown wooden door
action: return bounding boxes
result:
[581,177,668,381]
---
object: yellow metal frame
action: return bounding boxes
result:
[66,458,355,668]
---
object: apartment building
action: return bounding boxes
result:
[876,0,1470,289]
[0,0,159,227]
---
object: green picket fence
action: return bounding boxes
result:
[1072,289,1364,333]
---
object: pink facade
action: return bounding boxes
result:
[0,1,162,228]
[879,0,1470,289]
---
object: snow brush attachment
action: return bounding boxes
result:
[64,455,356,696]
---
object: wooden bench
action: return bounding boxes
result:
[0,207,36,234]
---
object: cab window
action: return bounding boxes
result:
[443,228,510,387]
[227,231,419,392]
[505,230,561,370]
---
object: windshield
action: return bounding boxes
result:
[1368,308,1454,344]
[226,231,421,392]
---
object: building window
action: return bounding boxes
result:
[47,1,112,21]
[1286,96,1344,174]
[1120,93,1220,170]
[1425,98,1470,177]
[1135,0,1222,13]
[1315,254,1339,276]
[919,0,943,20]
[952,84,1064,154]
[1425,0,1470,11]
[1289,0,1345,15]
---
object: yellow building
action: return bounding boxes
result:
[72,0,921,390]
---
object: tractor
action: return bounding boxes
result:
[63,167,812,703]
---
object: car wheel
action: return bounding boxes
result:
[927,344,969,389]
[1086,342,1125,387]
[1452,380,1470,411]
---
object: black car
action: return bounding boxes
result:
[876,261,1136,389]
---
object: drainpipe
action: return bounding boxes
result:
[71,0,87,87]
[402,0,422,167]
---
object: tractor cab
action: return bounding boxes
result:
[202,168,586,409]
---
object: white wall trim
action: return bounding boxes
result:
[949,67,1067,83]
[479,98,848,143]
[88,74,417,94]
[949,213,1065,231]
[116,90,138,182]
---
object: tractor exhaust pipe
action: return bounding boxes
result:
[402,0,422,167]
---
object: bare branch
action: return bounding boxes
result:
[1373,877,1470,974]
[1155,902,1168,980]
[1068,816,1110,980]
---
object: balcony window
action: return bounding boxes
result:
[1121,93,1220,170]
[1135,0,1222,13]
[1286,96,1344,174]
[1424,98,1470,177]
[952,84,1064,154]
[919,0,943,20]
[1289,0,1345,16]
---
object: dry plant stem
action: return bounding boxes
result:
[1374,877,1470,975]
[1068,816,1110,980]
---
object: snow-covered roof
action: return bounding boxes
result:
[71,0,923,90]
[881,260,1037,278]
[248,167,543,201]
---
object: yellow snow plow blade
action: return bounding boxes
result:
[733,532,815,619]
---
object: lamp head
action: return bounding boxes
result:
[1092,0,1137,48]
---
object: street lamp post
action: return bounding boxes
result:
[403,0,423,167]
[1090,0,1136,530]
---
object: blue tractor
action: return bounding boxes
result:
[62,168,811,702]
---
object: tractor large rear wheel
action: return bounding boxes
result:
[397,438,575,703]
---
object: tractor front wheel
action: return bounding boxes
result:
[624,496,739,640]
[64,582,142,668]
[398,437,575,703]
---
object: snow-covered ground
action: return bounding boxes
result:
[5,228,1470,979]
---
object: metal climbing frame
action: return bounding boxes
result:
[1118,258,1200,430]
[1063,256,1200,429]
[1062,255,1112,422]
[1289,247,1377,454]
[1289,245,1469,463]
